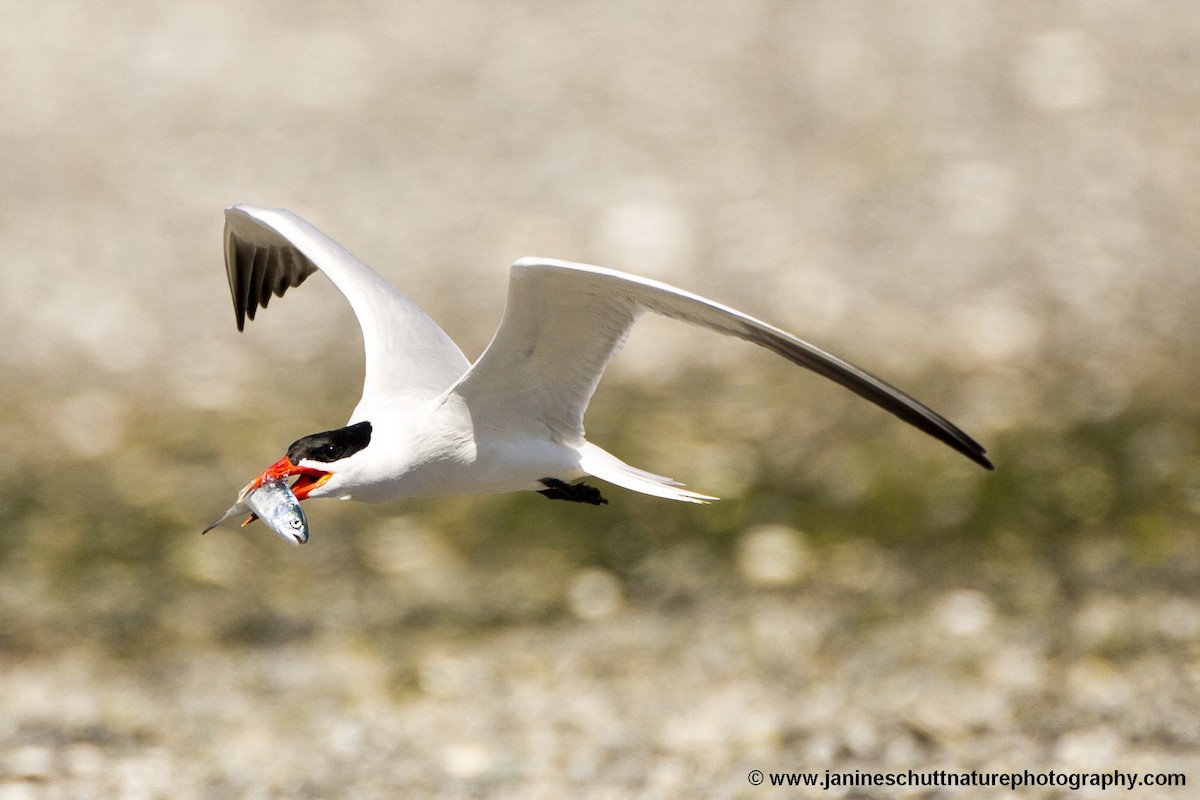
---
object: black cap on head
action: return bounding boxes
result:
[287,421,372,464]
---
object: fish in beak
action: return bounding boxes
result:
[204,421,371,543]
[246,455,333,502]
[202,456,331,544]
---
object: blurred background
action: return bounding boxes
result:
[2,1,1199,797]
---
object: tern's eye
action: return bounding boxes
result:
[323,444,339,459]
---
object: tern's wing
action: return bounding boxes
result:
[223,206,471,406]
[451,258,992,469]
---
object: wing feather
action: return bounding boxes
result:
[453,258,992,469]
[222,206,471,405]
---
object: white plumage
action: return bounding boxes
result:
[217,205,990,521]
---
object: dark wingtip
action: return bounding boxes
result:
[943,431,993,471]
[971,450,995,471]
[949,429,993,471]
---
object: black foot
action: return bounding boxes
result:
[538,478,608,506]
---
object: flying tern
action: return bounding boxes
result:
[208,205,991,534]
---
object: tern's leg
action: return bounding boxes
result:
[538,478,608,506]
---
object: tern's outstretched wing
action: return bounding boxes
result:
[223,206,471,407]
[451,258,992,469]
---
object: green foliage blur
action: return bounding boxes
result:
[4,340,1198,660]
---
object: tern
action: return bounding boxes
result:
[209,205,991,530]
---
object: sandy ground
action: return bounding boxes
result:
[2,527,1199,799]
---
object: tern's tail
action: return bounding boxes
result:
[577,442,717,504]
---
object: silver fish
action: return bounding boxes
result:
[202,478,309,545]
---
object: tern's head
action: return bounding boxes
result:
[246,421,373,501]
